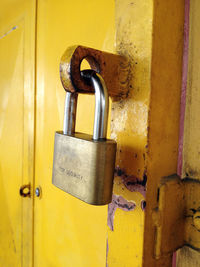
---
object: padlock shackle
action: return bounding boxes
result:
[90,72,109,140]
[63,70,109,140]
[63,92,78,135]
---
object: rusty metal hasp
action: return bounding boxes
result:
[59,45,129,100]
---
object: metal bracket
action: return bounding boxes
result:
[152,175,200,259]
[59,45,129,100]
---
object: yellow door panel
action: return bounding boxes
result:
[35,0,115,266]
[0,24,23,267]
[0,1,36,266]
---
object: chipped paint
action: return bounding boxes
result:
[115,167,146,197]
[111,100,148,140]
[107,167,146,235]
[107,1,152,266]
[107,194,136,231]
[0,26,18,40]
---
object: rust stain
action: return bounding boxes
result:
[59,45,129,99]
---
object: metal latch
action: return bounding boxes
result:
[59,45,129,99]
[152,175,200,259]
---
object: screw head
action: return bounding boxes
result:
[35,187,41,197]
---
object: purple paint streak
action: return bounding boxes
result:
[175,1,190,266]
[107,194,136,231]
[106,238,109,267]
[177,0,190,177]
[172,252,177,267]
[107,167,146,231]
[122,177,146,198]
[115,166,146,197]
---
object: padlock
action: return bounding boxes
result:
[52,70,116,205]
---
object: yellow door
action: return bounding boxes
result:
[0,0,36,266]
[34,0,150,265]
[0,0,147,266]
[34,1,115,266]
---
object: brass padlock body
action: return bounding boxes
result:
[52,131,116,205]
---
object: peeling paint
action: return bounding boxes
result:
[111,100,148,140]
[115,166,146,197]
[107,167,146,231]
[107,194,136,231]
[107,0,151,265]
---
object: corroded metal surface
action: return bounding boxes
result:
[60,45,129,99]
